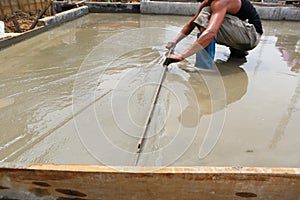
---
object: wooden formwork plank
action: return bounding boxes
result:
[30,0,52,29]
[40,0,43,8]
[17,0,25,11]
[0,165,299,199]
[11,16,21,32]
[8,0,14,14]
[33,0,38,12]
[0,1,4,17]
[26,0,31,12]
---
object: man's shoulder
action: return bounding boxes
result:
[211,0,241,13]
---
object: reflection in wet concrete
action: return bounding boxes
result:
[270,78,300,149]
[270,32,300,148]
[268,23,300,148]
[137,58,248,166]
[276,34,300,73]
[0,14,299,167]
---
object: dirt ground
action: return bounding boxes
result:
[2,10,47,33]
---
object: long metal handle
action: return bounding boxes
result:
[134,48,174,165]
[163,47,175,67]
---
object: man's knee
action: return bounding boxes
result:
[194,6,211,30]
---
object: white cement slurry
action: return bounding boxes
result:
[0,14,299,168]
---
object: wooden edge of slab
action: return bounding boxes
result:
[23,164,300,175]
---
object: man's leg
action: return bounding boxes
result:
[195,32,216,68]
[216,14,261,54]
[229,47,249,58]
[193,7,216,68]
[194,7,261,58]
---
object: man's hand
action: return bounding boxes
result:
[166,42,176,50]
[163,54,184,66]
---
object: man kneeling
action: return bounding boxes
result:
[165,0,263,68]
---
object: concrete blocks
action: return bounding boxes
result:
[141,2,199,16]
[86,2,140,13]
[256,6,300,20]
[38,5,89,26]
[140,1,300,20]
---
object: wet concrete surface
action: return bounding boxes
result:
[0,14,299,167]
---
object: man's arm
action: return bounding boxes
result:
[167,0,212,48]
[167,0,228,62]
[181,0,211,36]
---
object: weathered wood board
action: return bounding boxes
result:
[0,164,299,199]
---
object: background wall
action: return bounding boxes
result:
[0,0,47,17]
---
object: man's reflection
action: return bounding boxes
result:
[275,34,300,74]
[168,57,248,128]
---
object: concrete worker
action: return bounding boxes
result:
[164,0,263,67]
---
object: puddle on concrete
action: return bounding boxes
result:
[0,14,299,167]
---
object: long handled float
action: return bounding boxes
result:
[135,47,174,165]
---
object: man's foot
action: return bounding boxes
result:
[229,47,249,58]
